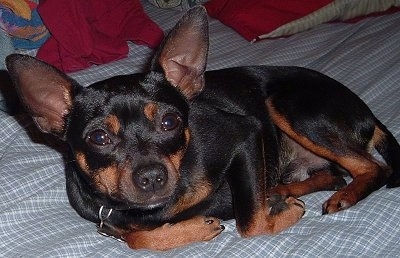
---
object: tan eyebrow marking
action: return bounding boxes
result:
[144,102,159,122]
[104,114,121,134]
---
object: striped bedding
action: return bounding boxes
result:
[1,1,399,257]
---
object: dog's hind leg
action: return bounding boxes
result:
[266,98,392,214]
[269,170,347,198]
[321,123,400,213]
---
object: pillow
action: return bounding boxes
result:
[204,0,400,42]
[147,0,208,10]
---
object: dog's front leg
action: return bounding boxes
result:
[227,133,305,237]
[123,216,224,251]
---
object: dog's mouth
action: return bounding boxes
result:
[136,196,171,210]
[105,194,173,211]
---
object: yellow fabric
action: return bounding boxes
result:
[0,0,32,20]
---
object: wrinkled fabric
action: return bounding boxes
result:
[37,0,164,72]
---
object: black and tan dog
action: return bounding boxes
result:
[6,7,400,251]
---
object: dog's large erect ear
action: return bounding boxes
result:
[154,6,209,100]
[6,54,74,139]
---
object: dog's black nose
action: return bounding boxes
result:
[133,165,168,192]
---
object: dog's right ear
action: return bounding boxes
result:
[6,54,74,139]
[152,6,209,100]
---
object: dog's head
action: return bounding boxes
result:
[6,7,209,210]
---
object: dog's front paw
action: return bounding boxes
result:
[239,195,305,237]
[175,216,225,242]
[124,216,224,250]
[284,196,306,218]
[266,194,305,233]
[268,194,305,216]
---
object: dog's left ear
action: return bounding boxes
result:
[153,6,209,100]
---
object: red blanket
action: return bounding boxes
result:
[37,0,164,72]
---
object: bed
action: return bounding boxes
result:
[1,0,400,256]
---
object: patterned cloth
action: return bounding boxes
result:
[0,0,49,49]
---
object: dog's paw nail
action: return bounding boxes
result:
[338,200,351,210]
[294,201,305,209]
[162,222,174,228]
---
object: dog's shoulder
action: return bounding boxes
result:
[195,66,304,116]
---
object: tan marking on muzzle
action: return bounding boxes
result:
[75,152,91,174]
[169,128,191,171]
[94,163,120,195]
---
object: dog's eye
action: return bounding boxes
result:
[88,130,112,146]
[161,113,181,131]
